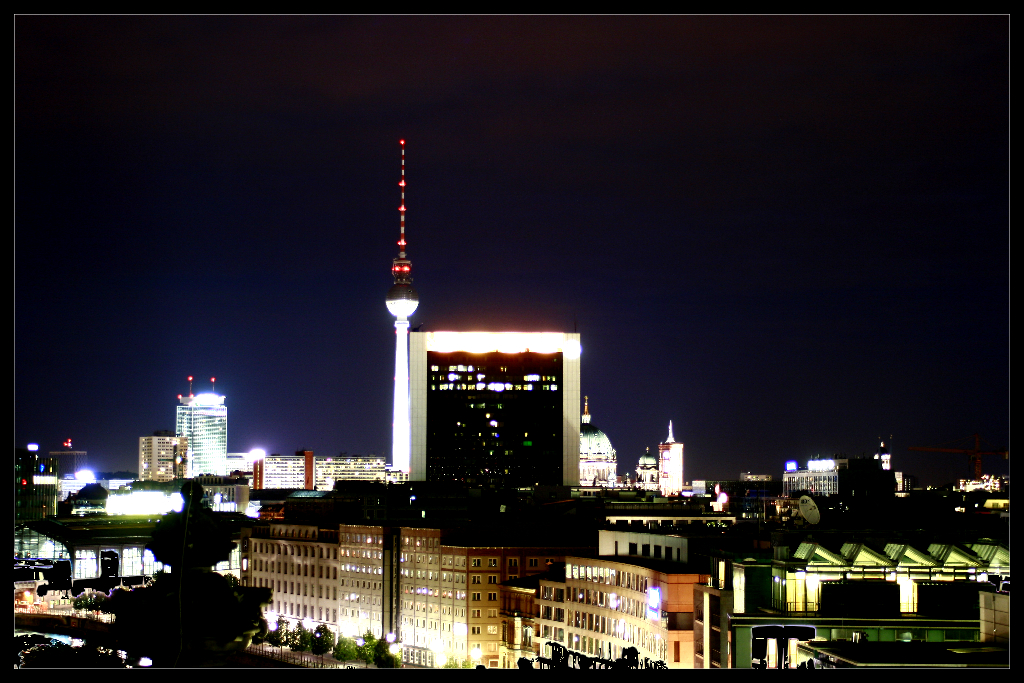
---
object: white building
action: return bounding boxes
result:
[139,431,188,482]
[315,454,387,490]
[658,422,684,496]
[176,393,227,476]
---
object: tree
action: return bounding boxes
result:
[333,636,358,663]
[373,637,399,668]
[290,623,312,653]
[357,630,377,666]
[267,617,289,652]
[310,624,335,665]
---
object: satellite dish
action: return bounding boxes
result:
[798,495,821,524]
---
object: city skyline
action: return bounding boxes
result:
[15,16,1008,486]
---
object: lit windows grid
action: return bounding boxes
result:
[425,351,563,485]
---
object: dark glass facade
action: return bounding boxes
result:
[426,351,563,486]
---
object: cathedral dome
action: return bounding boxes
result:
[638,448,658,468]
[579,397,617,486]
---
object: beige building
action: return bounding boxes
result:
[139,432,187,482]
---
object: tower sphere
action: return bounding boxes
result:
[386,283,419,318]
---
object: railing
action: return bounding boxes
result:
[245,643,348,668]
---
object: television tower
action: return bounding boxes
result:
[386,140,418,473]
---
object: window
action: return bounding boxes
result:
[472,609,481,618]
[472,559,481,567]
[488,609,497,618]
[487,625,498,634]
[488,592,497,601]
[472,593,481,601]
[488,576,498,584]
[508,558,518,567]
[488,559,498,567]
[472,576,481,584]
[529,559,539,568]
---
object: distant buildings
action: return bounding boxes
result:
[409,331,582,487]
[252,450,395,491]
[49,440,87,483]
[139,430,188,482]
[579,397,617,487]
[176,392,227,476]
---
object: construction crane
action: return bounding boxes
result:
[907,433,1009,480]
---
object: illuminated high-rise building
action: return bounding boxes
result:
[409,330,582,486]
[386,140,418,474]
[658,421,684,495]
[176,392,227,477]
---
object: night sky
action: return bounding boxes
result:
[15,16,1009,486]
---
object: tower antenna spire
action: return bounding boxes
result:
[398,138,407,258]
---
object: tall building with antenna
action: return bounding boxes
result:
[175,376,227,477]
[386,140,418,474]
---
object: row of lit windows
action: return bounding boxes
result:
[433,383,558,392]
[568,563,650,594]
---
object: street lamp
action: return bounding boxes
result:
[430,638,446,668]
[471,646,482,666]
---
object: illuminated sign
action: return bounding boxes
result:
[785,460,798,472]
[807,459,836,472]
[646,587,661,622]
[424,331,581,359]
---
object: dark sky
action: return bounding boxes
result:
[15,16,1009,486]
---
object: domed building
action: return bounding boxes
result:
[579,397,617,487]
[636,447,660,492]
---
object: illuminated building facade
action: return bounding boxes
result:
[782,459,848,497]
[536,552,703,669]
[409,331,582,487]
[254,452,313,490]
[176,393,227,476]
[579,396,617,487]
[240,521,579,668]
[873,440,892,471]
[315,454,387,490]
[658,422,684,496]
[139,431,188,482]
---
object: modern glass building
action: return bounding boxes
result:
[410,331,581,487]
[176,393,227,477]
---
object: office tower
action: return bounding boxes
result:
[386,140,418,475]
[139,430,188,482]
[176,393,227,476]
[658,421,684,495]
[409,330,582,486]
[49,439,87,483]
[579,396,617,487]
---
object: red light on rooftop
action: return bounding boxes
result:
[210,377,216,382]
[398,239,406,246]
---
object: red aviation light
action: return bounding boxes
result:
[399,180,406,187]
[398,239,406,246]
[403,266,410,271]
[187,376,193,382]
[399,205,406,212]
[399,139,405,145]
